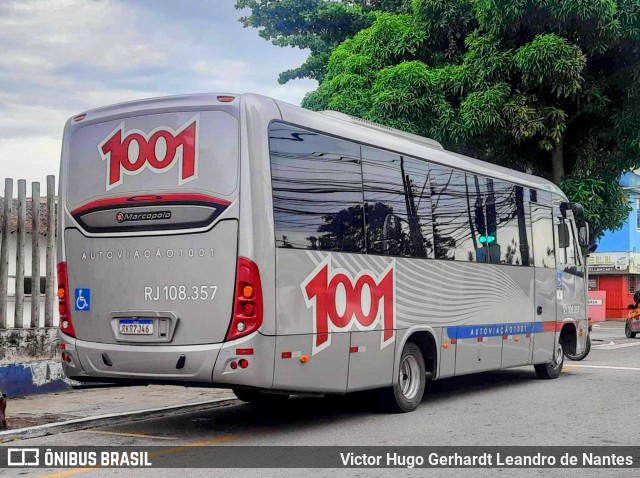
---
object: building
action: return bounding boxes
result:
[588,171,640,319]
[0,197,58,328]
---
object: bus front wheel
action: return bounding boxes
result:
[534,342,564,379]
[382,342,426,413]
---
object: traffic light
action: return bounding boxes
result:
[478,235,496,244]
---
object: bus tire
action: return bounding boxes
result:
[625,323,636,339]
[383,342,426,413]
[534,342,563,379]
[233,389,289,407]
[564,335,590,361]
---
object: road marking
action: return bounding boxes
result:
[565,364,640,371]
[38,435,240,478]
[592,342,640,350]
[79,430,176,440]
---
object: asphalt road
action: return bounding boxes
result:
[4,321,640,478]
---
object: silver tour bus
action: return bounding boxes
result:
[57,93,589,412]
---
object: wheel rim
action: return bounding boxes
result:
[399,354,421,400]
[551,343,563,370]
[626,324,632,336]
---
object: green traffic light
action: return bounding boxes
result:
[478,235,496,245]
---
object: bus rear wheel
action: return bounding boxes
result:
[382,342,426,413]
[534,342,563,379]
[233,389,289,407]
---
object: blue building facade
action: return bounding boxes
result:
[597,172,640,252]
[589,171,640,318]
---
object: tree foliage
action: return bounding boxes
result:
[235,1,410,83]
[239,0,640,241]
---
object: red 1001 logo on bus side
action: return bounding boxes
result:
[302,256,396,355]
[98,116,199,190]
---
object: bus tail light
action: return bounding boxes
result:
[226,257,263,341]
[57,262,76,338]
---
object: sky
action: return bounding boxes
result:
[0,0,317,186]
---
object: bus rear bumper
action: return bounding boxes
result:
[60,332,274,388]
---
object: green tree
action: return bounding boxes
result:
[235,1,411,83]
[240,0,640,242]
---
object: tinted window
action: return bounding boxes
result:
[362,147,433,258]
[269,123,365,252]
[531,204,556,268]
[430,166,482,261]
[490,181,532,266]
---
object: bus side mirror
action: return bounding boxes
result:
[578,224,589,247]
[558,223,570,249]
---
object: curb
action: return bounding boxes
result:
[0,396,239,442]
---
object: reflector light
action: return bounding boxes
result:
[477,337,484,342]
[217,96,236,103]
[451,338,457,345]
[443,342,449,349]
[281,352,292,359]
[73,114,86,122]
[239,359,249,369]
[502,335,508,340]
[300,355,310,363]
[242,303,255,316]
[230,361,238,370]
[236,348,254,356]
[349,346,358,353]
[514,336,520,342]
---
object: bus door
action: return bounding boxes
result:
[554,205,587,353]
[530,203,557,362]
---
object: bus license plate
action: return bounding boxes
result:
[119,319,154,335]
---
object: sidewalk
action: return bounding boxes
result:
[5,384,235,431]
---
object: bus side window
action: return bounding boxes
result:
[269,123,366,253]
[531,204,556,269]
[489,181,532,266]
[362,147,433,258]
[429,165,483,262]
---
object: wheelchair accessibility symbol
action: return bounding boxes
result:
[75,288,91,311]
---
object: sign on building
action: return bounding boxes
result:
[588,252,629,274]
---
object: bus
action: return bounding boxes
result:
[57,93,589,412]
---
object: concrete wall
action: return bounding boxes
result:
[0,328,74,397]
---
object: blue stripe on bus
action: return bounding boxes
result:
[446,322,547,339]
